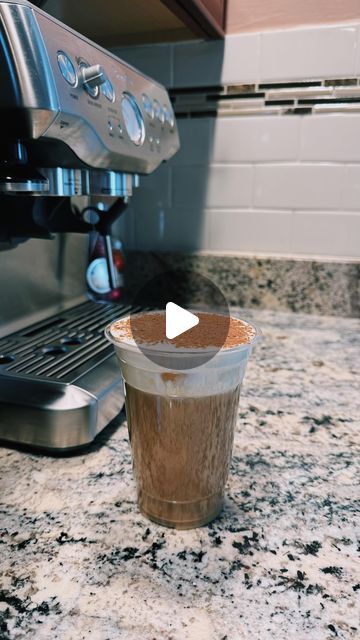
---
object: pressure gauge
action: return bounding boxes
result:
[121,92,145,146]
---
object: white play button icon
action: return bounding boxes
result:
[165,302,199,340]
[129,269,230,369]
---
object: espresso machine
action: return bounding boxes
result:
[0,0,179,449]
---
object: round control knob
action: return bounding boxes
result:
[57,51,77,87]
[81,64,106,97]
[163,104,175,129]
[102,78,115,102]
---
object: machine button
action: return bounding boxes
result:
[163,104,175,129]
[142,93,154,118]
[57,51,77,87]
[108,120,113,133]
[153,99,165,124]
[81,64,105,98]
[102,77,115,102]
[121,92,145,146]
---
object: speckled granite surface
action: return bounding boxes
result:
[125,252,360,318]
[0,309,359,640]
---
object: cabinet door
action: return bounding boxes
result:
[161,0,226,38]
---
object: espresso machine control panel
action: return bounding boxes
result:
[0,0,179,184]
[38,12,178,175]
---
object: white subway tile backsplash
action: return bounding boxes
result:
[131,164,171,209]
[172,166,207,208]
[291,211,360,257]
[113,22,360,92]
[206,166,254,208]
[114,23,360,259]
[173,165,253,208]
[355,24,360,75]
[208,209,292,253]
[133,206,209,251]
[170,118,212,166]
[341,165,360,210]
[173,40,225,88]
[301,114,360,162]
[220,33,260,85]
[173,33,260,87]
[112,44,173,87]
[254,164,344,209]
[260,25,358,82]
[130,203,360,257]
[213,116,300,163]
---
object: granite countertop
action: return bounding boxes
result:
[0,309,359,640]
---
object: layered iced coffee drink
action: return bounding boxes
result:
[106,311,259,529]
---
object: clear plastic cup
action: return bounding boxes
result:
[105,312,260,529]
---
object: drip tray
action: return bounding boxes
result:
[0,300,134,451]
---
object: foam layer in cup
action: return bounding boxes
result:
[109,310,256,350]
[105,311,260,397]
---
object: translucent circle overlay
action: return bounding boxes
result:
[129,269,230,370]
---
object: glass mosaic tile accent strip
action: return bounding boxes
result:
[170,78,360,118]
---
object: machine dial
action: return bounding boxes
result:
[81,64,105,97]
[102,77,115,102]
[57,51,77,87]
[121,92,145,146]
[163,104,175,129]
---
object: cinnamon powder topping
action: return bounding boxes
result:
[110,312,255,349]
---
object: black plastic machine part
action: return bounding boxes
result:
[0,194,128,237]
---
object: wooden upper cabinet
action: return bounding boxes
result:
[226,0,360,34]
[43,0,226,46]
[160,0,226,38]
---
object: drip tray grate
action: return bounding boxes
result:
[0,300,134,384]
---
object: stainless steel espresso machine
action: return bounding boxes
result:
[0,0,179,450]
